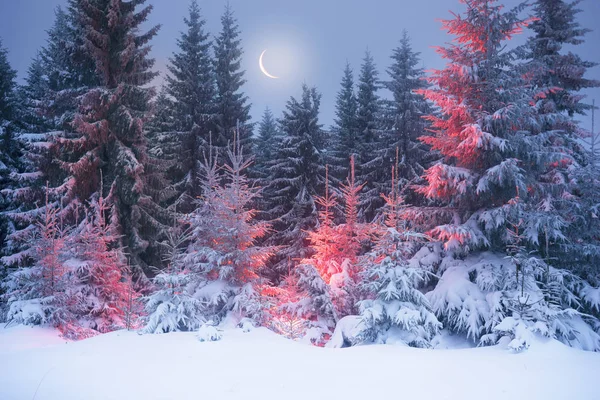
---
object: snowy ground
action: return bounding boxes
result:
[0,325,598,400]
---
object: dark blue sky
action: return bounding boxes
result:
[1,0,599,129]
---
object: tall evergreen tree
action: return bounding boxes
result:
[55,0,162,274]
[253,107,279,180]
[2,4,99,269]
[145,86,178,212]
[329,62,359,183]
[380,31,432,203]
[0,39,21,258]
[413,0,599,349]
[529,0,598,118]
[355,50,383,222]
[40,5,98,130]
[166,0,216,210]
[213,4,252,154]
[18,55,50,133]
[264,85,326,278]
[527,0,600,275]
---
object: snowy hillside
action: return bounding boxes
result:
[0,325,598,400]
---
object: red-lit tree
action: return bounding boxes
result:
[2,187,73,331]
[67,195,135,338]
[413,0,600,350]
[416,0,533,252]
[299,157,371,323]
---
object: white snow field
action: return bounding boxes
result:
[0,324,598,400]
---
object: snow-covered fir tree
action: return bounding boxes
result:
[379,31,433,204]
[144,87,178,213]
[329,62,359,183]
[213,4,252,154]
[1,4,98,270]
[17,55,49,134]
[570,104,600,289]
[0,39,22,258]
[65,195,135,339]
[165,0,216,211]
[296,159,371,332]
[357,171,441,347]
[355,50,384,222]
[179,134,273,327]
[2,187,75,333]
[39,4,98,130]
[413,0,599,350]
[141,221,203,334]
[527,0,600,276]
[263,85,326,278]
[252,107,279,181]
[54,0,165,275]
[3,188,136,339]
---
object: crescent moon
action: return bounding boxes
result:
[259,50,279,79]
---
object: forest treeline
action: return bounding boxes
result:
[0,0,599,350]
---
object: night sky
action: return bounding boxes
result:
[1,0,599,129]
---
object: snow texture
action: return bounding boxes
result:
[0,324,598,400]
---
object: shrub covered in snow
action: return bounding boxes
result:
[426,251,600,351]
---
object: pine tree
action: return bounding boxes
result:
[18,55,50,133]
[413,0,600,350]
[355,50,384,222]
[380,31,432,203]
[182,133,274,326]
[1,4,99,270]
[2,187,73,331]
[357,164,441,347]
[529,0,599,118]
[213,4,252,154]
[165,0,216,211]
[329,62,359,183]
[141,221,202,333]
[56,0,163,274]
[66,195,134,338]
[300,158,370,323]
[0,39,20,251]
[327,157,370,317]
[416,0,534,253]
[40,5,98,130]
[253,107,279,180]
[527,0,600,275]
[264,85,326,277]
[144,87,178,210]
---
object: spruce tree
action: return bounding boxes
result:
[358,163,441,347]
[0,39,21,258]
[1,5,98,269]
[414,0,599,350]
[329,62,359,183]
[213,4,252,154]
[527,0,600,274]
[253,107,279,180]
[56,0,162,274]
[380,31,432,203]
[165,0,216,211]
[18,55,50,133]
[355,50,383,222]
[264,85,326,277]
[145,87,178,209]
[529,0,598,118]
[40,5,98,129]
[182,136,273,326]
